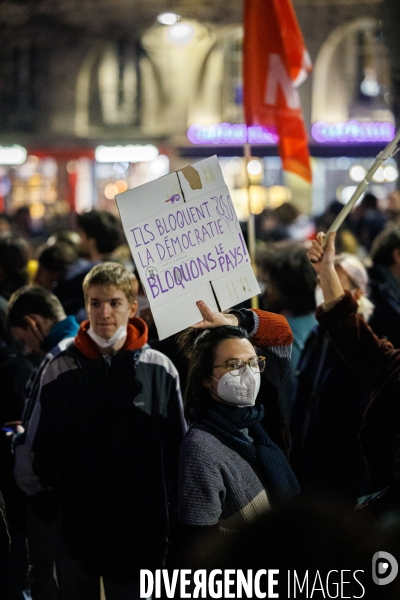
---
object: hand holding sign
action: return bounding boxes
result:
[116,156,260,339]
[192,300,239,329]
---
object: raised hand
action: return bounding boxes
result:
[308,231,344,305]
[191,300,239,329]
[308,231,336,275]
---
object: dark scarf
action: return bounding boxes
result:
[198,401,300,508]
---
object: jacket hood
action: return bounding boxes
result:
[74,317,148,359]
[43,315,80,353]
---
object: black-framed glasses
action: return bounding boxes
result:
[212,356,266,377]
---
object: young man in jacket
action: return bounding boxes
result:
[10,286,80,600]
[17,262,185,600]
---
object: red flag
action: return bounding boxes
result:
[243,0,312,182]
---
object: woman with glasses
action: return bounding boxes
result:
[176,300,300,557]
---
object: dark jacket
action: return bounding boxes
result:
[0,490,10,558]
[290,325,370,500]
[20,328,185,583]
[0,341,33,534]
[317,291,400,492]
[14,315,79,506]
[367,264,400,348]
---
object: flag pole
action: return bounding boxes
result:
[322,127,400,248]
[244,142,259,309]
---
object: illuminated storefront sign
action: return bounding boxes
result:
[95,145,159,163]
[0,145,27,165]
[187,123,278,145]
[187,121,395,146]
[311,120,395,144]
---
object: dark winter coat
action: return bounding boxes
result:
[20,338,185,583]
[290,325,370,500]
[317,291,400,492]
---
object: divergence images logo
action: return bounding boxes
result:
[372,551,398,585]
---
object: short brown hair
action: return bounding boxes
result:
[8,286,66,328]
[82,262,138,304]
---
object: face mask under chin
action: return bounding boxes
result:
[87,324,127,349]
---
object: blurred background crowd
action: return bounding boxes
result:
[2,184,400,597]
[2,189,400,489]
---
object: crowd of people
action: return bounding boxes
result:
[1,194,400,599]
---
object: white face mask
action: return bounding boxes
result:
[212,366,261,407]
[87,324,127,349]
[315,285,374,322]
[355,295,374,322]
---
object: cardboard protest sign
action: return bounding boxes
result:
[115,155,260,339]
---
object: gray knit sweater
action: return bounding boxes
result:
[178,426,270,533]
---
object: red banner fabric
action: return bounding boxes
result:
[243,0,312,182]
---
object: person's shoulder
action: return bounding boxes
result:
[139,346,179,377]
[251,309,293,347]
[64,258,95,281]
[367,265,389,287]
[55,336,75,353]
[40,346,78,387]
[40,336,74,365]
[181,425,224,455]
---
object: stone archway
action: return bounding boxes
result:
[75,41,139,136]
[311,18,391,123]
[75,42,105,137]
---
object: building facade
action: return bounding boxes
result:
[0,0,397,220]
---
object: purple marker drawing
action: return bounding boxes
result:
[211,194,240,233]
[165,194,181,204]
